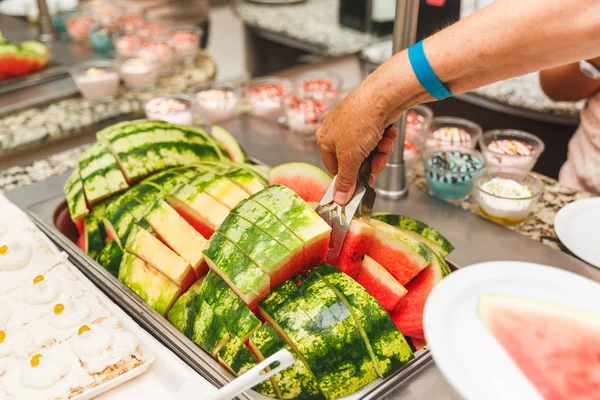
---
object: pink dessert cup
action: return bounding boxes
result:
[246,77,293,121]
[479,129,545,172]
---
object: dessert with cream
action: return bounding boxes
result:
[120,57,159,91]
[427,117,482,149]
[480,130,545,171]
[247,79,291,120]
[195,89,239,123]
[297,78,339,103]
[474,171,544,225]
[71,65,119,101]
[0,196,147,399]
[119,15,144,34]
[140,41,174,75]
[65,16,96,42]
[422,148,485,200]
[145,96,194,125]
[403,107,433,172]
[285,96,328,136]
[115,34,143,58]
[169,29,200,62]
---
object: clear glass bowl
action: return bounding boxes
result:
[294,71,342,106]
[479,129,545,171]
[119,53,160,91]
[144,94,195,126]
[114,33,144,58]
[190,81,241,124]
[246,77,293,121]
[403,105,434,174]
[70,60,120,101]
[66,15,97,42]
[422,146,486,201]
[283,94,329,138]
[168,26,202,63]
[426,117,482,149]
[473,168,544,226]
[139,39,174,75]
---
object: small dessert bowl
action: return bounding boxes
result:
[283,94,329,138]
[144,94,195,126]
[422,146,486,201]
[473,168,544,226]
[70,60,120,101]
[189,81,241,123]
[426,117,482,149]
[168,26,202,63]
[294,71,342,106]
[119,53,160,91]
[479,129,545,171]
[403,105,434,174]
[139,38,175,75]
[246,77,293,121]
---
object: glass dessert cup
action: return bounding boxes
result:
[168,26,202,63]
[190,81,241,124]
[284,94,329,138]
[119,53,160,91]
[479,129,545,172]
[70,60,120,101]
[246,77,293,121]
[426,117,482,149]
[139,39,175,76]
[473,168,544,226]
[144,94,195,126]
[294,71,342,106]
[403,105,434,175]
[114,33,144,58]
[66,15,97,42]
[422,146,486,201]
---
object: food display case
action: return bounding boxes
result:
[7,115,599,400]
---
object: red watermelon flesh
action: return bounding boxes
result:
[357,255,407,311]
[169,201,214,239]
[479,295,600,400]
[390,252,447,338]
[410,337,427,351]
[368,220,431,286]
[77,229,87,252]
[74,217,85,236]
[328,218,373,278]
[268,162,332,202]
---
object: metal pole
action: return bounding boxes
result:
[374,0,420,199]
[37,0,59,42]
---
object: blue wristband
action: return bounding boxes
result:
[408,40,452,100]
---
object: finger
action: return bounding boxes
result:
[334,157,362,205]
[369,174,375,185]
[383,127,399,141]
[377,137,395,155]
[371,153,388,174]
[319,147,339,176]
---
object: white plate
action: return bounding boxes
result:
[555,197,600,268]
[423,261,600,400]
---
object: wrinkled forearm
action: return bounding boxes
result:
[368,0,600,120]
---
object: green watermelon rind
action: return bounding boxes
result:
[64,168,89,221]
[78,143,129,204]
[96,239,123,277]
[370,219,433,266]
[372,213,455,256]
[212,125,247,162]
[167,281,202,339]
[315,264,414,378]
[191,296,231,356]
[198,270,261,342]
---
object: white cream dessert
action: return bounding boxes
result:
[73,68,119,101]
[121,57,159,90]
[145,97,194,125]
[427,126,473,148]
[485,139,537,170]
[0,196,145,400]
[195,89,239,122]
[248,84,289,120]
[476,176,535,224]
[286,97,328,136]
[169,31,200,62]
[140,42,174,75]
[298,79,339,103]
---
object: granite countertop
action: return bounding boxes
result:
[232,0,381,57]
[0,143,589,256]
[0,53,216,156]
[360,40,584,118]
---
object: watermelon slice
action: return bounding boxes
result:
[390,251,449,338]
[268,163,332,202]
[479,295,600,400]
[409,337,427,351]
[327,218,373,278]
[211,125,247,162]
[357,255,407,311]
[372,213,454,257]
[368,219,432,286]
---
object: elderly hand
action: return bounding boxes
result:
[316,83,399,205]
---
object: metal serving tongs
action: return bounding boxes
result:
[316,148,377,259]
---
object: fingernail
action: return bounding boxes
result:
[334,191,348,205]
